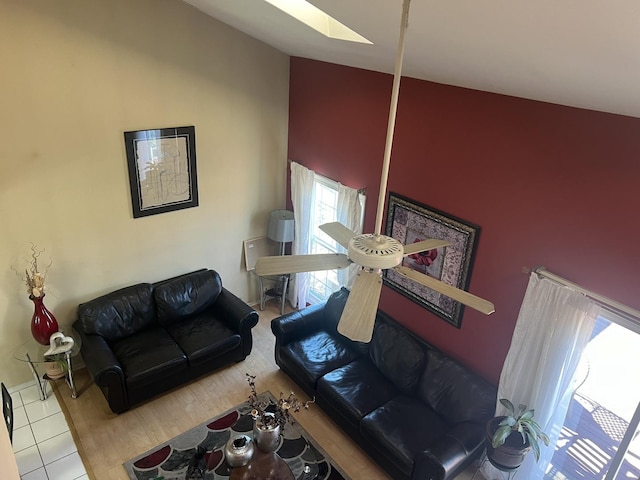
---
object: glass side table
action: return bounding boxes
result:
[12,328,82,400]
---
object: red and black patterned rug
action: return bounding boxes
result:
[123,392,349,480]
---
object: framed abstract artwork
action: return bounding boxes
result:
[383,192,480,328]
[124,126,198,218]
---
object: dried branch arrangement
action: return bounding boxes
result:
[11,243,53,298]
[246,373,315,429]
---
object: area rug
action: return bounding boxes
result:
[123,392,350,480]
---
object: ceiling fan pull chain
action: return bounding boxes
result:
[373,0,412,236]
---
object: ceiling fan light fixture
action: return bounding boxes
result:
[348,234,403,270]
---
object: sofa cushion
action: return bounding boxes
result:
[369,322,425,394]
[361,396,448,476]
[111,327,187,386]
[278,331,360,392]
[166,311,241,366]
[154,270,222,326]
[417,349,496,426]
[77,283,156,342]
[317,359,398,422]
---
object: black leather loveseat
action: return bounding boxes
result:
[74,269,258,413]
[271,288,497,480]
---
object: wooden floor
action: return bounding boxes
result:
[55,300,478,480]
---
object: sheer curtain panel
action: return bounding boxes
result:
[289,161,315,309]
[336,184,365,289]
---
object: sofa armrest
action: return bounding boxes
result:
[75,329,124,386]
[413,422,485,480]
[270,302,325,345]
[73,323,129,413]
[211,288,259,358]
[211,288,259,332]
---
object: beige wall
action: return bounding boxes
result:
[0,0,290,386]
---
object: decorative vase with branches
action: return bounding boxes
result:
[246,373,315,430]
[12,244,59,345]
[246,373,315,452]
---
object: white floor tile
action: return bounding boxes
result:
[20,466,48,480]
[38,431,77,466]
[25,394,62,423]
[13,405,29,430]
[12,424,36,452]
[19,384,49,405]
[74,475,89,480]
[14,444,43,475]
[45,451,86,480]
[10,390,24,408]
[31,412,69,444]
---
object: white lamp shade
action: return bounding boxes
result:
[268,210,295,243]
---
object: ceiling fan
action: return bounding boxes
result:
[256,0,495,342]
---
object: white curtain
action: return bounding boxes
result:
[481,273,600,479]
[336,184,365,289]
[289,161,315,309]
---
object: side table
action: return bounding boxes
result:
[256,273,290,315]
[12,329,82,400]
[471,451,520,480]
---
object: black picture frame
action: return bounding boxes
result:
[124,126,198,218]
[383,193,480,328]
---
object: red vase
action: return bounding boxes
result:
[30,294,59,345]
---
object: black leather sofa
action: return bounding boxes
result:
[73,269,258,413]
[271,288,497,480]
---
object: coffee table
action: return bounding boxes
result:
[229,449,295,480]
[124,392,348,480]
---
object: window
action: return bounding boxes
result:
[307,175,364,304]
[545,309,640,480]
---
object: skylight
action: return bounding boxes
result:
[263,0,372,44]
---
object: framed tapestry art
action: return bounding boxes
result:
[383,193,480,328]
[124,126,198,218]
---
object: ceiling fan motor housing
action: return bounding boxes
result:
[348,234,404,270]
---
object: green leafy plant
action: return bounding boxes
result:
[44,353,69,378]
[491,398,551,461]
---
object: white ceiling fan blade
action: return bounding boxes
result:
[394,266,495,315]
[337,270,383,343]
[319,222,357,249]
[402,239,451,256]
[255,254,351,276]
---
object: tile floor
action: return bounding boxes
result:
[9,381,87,480]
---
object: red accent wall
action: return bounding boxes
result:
[287,57,640,385]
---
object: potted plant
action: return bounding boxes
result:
[486,398,550,471]
[44,354,69,380]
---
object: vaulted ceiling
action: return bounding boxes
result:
[183,0,640,119]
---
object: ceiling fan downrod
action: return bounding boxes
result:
[373,0,411,236]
